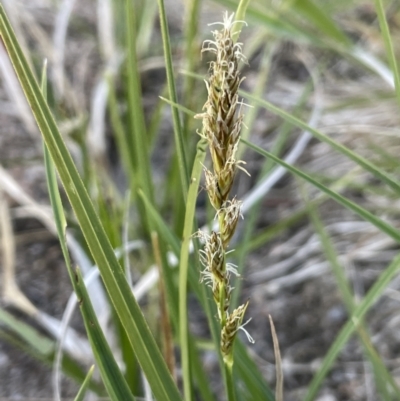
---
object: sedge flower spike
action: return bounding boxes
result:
[195,12,252,366]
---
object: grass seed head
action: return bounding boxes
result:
[221,301,250,366]
[196,12,252,366]
[195,12,246,211]
[218,197,243,248]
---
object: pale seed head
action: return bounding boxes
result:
[221,301,250,365]
[204,168,222,210]
[197,12,245,187]
[218,197,243,248]
[196,13,252,365]
[198,231,225,282]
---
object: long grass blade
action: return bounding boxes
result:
[304,253,400,401]
[157,0,189,198]
[140,189,217,401]
[74,365,95,401]
[0,6,182,400]
[234,341,275,401]
[0,309,104,395]
[242,138,400,242]
[43,76,135,401]
[305,190,400,399]
[232,0,251,42]
[292,0,351,46]
[241,91,400,196]
[45,151,135,401]
[373,0,400,107]
[179,137,207,401]
[125,0,154,209]
[215,0,317,44]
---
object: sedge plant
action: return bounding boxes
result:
[195,12,254,379]
[3,1,400,401]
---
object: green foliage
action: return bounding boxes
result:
[1,0,400,400]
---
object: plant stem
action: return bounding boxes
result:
[224,362,237,401]
[179,137,207,401]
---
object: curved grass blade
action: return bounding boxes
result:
[232,0,251,42]
[304,253,400,401]
[241,91,400,197]
[0,6,181,400]
[157,0,189,199]
[0,310,104,395]
[305,190,400,399]
[74,365,95,401]
[242,138,400,243]
[373,0,400,107]
[234,341,275,401]
[75,267,137,401]
[292,0,351,47]
[44,95,136,401]
[45,152,136,401]
[215,0,315,43]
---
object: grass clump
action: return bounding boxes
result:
[2,1,400,401]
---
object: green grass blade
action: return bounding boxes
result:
[232,0,251,42]
[0,308,53,356]
[373,0,400,108]
[45,151,135,401]
[139,190,180,255]
[0,309,104,395]
[125,0,154,205]
[215,0,312,42]
[238,168,360,255]
[74,365,95,401]
[137,1,158,57]
[0,6,181,400]
[179,137,207,401]
[43,79,135,401]
[139,190,217,401]
[181,0,200,141]
[41,63,110,398]
[304,253,400,401]
[241,91,400,196]
[242,138,400,243]
[75,267,136,401]
[305,190,400,399]
[107,75,135,186]
[292,0,351,46]
[157,0,189,199]
[141,157,273,400]
[234,341,275,401]
[233,71,312,308]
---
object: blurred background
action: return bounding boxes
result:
[1,0,400,400]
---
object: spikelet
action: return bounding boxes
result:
[195,12,246,211]
[195,12,252,366]
[220,301,251,366]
